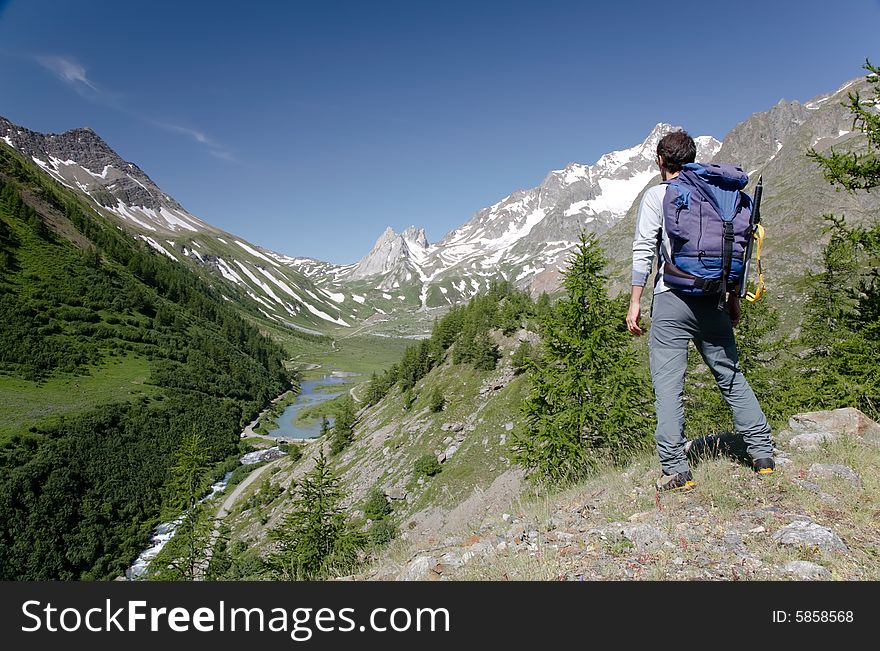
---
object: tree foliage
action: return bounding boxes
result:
[161,430,212,580]
[329,397,357,455]
[267,450,363,580]
[808,60,880,191]
[414,453,442,477]
[796,61,880,419]
[364,281,537,407]
[511,232,653,484]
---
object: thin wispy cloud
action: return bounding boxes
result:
[35,54,234,162]
[149,119,235,161]
[37,55,103,96]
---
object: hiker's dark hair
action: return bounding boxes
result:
[657,131,697,173]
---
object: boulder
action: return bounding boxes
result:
[783,408,880,447]
[594,522,668,552]
[442,443,460,460]
[787,431,838,451]
[772,521,847,552]
[781,560,832,580]
[386,487,408,501]
[398,555,434,581]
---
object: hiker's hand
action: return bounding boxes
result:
[729,294,741,328]
[626,301,642,336]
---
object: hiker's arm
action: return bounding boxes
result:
[629,188,663,336]
[632,187,663,287]
[627,285,644,336]
[729,293,741,327]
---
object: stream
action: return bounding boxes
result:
[124,372,353,579]
[125,471,232,580]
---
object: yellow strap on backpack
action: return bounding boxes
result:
[745,224,765,302]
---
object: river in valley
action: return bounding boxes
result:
[269,374,349,439]
[125,372,353,579]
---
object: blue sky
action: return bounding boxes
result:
[1,0,878,263]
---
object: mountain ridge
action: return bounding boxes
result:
[4,73,874,332]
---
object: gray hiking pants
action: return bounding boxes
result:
[649,290,774,475]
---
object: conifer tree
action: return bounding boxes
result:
[330,397,356,455]
[808,60,880,190]
[162,429,212,580]
[428,386,445,412]
[511,232,652,484]
[268,449,363,580]
[511,340,536,375]
[800,60,880,418]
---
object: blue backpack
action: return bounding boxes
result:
[661,162,753,307]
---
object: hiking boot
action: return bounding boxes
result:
[656,470,695,492]
[753,457,775,475]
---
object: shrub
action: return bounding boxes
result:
[414,454,442,478]
[363,486,392,520]
[428,387,445,412]
[368,519,397,547]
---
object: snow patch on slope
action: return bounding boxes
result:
[139,235,176,260]
[216,258,244,284]
[233,260,285,305]
[584,170,657,215]
[235,240,281,267]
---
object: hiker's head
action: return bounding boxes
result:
[656,130,696,179]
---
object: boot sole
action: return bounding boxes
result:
[658,480,696,492]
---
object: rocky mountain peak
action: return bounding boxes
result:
[714,98,809,172]
[1,114,212,234]
[401,226,429,249]
[347,224,430,281]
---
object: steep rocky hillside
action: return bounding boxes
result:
[361,408,880,581]
[201,327,537,571]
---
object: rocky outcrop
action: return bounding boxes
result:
[781,560,832,580]
[772,520,848,552]
[778,407,880,450]
[346,226,429,286]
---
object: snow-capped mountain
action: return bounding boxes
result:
[346,226,429,290]
[0,116,367,331]
[0,117,215,234]
[290,124,721,309]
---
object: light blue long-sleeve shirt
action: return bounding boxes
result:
[631,183,672,295]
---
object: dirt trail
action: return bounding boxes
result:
[196,458,280,579]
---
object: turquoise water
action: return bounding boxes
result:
[272,375,348,439]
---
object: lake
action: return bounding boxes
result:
[271,374,349,439]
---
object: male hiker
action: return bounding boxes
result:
[626,130,775,491]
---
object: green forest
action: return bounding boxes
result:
[0,144,290,579]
